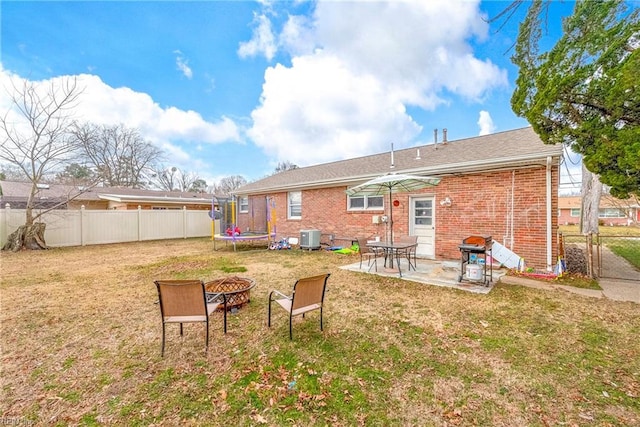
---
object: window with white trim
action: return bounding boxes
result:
[599,208,626,218]
[570,208,580,217]
[239,197,249,213]
[288,191,302,219]
[348,195,384,211]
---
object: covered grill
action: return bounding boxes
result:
[457,235,492,286]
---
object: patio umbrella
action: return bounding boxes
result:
[345,173,441,243]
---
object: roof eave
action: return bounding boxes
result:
[235,151,563,195]
[98,194,214,204]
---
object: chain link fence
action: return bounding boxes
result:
[559,232,640,280]
[597,235,640,280]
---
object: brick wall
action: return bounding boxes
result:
[245,165,559,269]
[558,209,580,225]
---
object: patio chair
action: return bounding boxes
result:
[154,279,227,357]
[268,273,331,339]
[357,237,379,272]
[396,235,418,271]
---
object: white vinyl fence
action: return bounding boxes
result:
[0,205,220,248]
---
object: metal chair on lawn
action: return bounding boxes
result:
[268,273,331,339]
[154,279,227,357]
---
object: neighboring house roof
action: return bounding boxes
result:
[0,180,218,207]
[236,127,563,195]
[559,195,640,209]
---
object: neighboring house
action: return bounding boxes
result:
[0,180,217,211]
[235,127,563,270]
[559,195,640,226]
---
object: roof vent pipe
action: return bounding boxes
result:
[415,148,421,160]
[443,128,448,144]
[390,143,395,169]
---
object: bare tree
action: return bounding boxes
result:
[150,165,206,192]
[150,165,180,191]
[72,123,164,188]
[273,160,298,174]
[0,164,26,181]
[0,76,84,250]
[211,175,247,196]
[178,173,206,193]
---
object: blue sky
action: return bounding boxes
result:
[1,0,580,188]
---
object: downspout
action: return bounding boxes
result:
[546,156,553,271]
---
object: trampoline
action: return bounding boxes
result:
[213,232,276,251]
[212,196,277,251]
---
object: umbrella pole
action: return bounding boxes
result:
[389,191,393,244]
[388,190,395,269]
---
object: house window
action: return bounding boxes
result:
[348,195,384,211]
[599,208,626,218]
[288,191,302,219]
[570,208,580,217]
[239,197,249,213]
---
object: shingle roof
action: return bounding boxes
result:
[236,127,563,195]
[0,180,217,205]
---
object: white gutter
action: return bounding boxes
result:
[98,194,214,204]
[546,156,553,271]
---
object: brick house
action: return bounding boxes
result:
[0,180,216,211]
[558,195,640,226]
[235,127,563,270]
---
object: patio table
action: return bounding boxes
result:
[367,241,418,277]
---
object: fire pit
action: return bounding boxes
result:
[205,276,256,310]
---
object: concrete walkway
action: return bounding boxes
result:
[500,275,639,303]
[341,257,639,303]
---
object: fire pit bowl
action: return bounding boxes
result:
[205,276,256,310]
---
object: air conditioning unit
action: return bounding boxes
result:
[300,229,321,250]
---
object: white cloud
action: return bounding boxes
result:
[238,13,277,61]
[279,14,315,57]
[247,0,508,166]
[248,53,422,164]
[75,73,241,145]
[174,51,193,79]
[0,67,241,168]
[477,110,496,136]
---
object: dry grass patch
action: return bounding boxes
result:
[1,238,639,426]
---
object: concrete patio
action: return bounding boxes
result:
[340,256,506,294]
[340,254,639,303]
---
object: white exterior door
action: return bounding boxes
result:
[410,197,435,258]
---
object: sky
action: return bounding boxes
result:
[0,0,581,189]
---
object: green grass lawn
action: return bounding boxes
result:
[608,240,640,269]
[559,224,640,237]
[560,225,640,270]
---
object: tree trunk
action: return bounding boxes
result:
[2,223,48,251]
[580,164,602,235]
